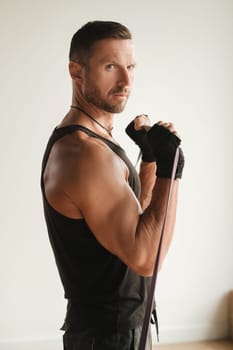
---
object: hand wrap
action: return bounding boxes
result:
[125,121,155,162]
[146,124,184,179]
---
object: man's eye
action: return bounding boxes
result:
[106,64,115,71]
[127,64,136,71]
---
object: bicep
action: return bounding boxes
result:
[77,149,141,266]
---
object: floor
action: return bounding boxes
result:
[1,340,233,350]
[153,340,233,350]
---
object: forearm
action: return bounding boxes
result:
[139,161,156,211]
[134,178,179,276]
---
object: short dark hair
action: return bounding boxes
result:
[69,21,132,63]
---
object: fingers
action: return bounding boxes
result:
[134,114,151,131]
[133,115,180,139]
[157,121,180,139]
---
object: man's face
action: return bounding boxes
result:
[82,39,136,113]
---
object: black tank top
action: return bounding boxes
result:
[41,125,151,333]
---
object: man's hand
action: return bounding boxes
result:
[125,115,155,162]
[146,121,184,179]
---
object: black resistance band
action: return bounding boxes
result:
[138,147,180,350]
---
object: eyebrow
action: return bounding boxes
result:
[98,58,137,66]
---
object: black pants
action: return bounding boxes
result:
[63,326,152,350]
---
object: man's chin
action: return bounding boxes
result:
[105,102,127,114]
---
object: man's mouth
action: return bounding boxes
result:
[111,88,129,98]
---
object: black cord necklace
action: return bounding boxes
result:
[70,105,113,136]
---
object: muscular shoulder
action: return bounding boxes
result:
[73,134,129,194]
[43,131,128,215]
[45,131,113,176]
[59,131,126,179]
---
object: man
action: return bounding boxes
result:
[41,21,184,350]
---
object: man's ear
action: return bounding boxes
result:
[69,61,84,81]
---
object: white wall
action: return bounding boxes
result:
[1,0,233,348]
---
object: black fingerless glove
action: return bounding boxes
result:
[125,121,155,162]
[146,123,184,179]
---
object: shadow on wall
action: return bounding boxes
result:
[209,291,233,340]
[228,291,233,340]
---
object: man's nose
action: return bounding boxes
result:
[118,68,131,87]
